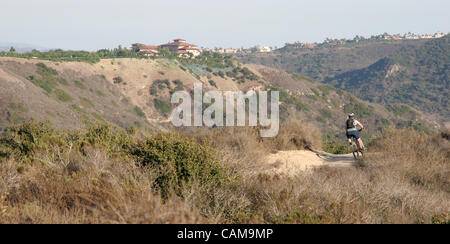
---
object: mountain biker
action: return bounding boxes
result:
[346,113,365,150]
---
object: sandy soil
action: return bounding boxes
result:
[260,150,356,176]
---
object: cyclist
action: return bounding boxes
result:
[345,112,365,151]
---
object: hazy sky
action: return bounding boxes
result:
[1,0,449,50]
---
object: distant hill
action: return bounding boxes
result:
[324,35,449,119]
[238,39,429,80]
[237,36,449,123]
[0,42,49,53]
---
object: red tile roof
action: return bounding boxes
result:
[141,45,159,50]
[180,47,199,50]
[160,42,197,47]
[133,43,159,50]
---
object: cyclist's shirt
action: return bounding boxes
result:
[346,119,360,132]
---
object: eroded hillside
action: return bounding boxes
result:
[0,57,438,139]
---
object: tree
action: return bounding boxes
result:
[9,47,16,53]
[159,47,172,57]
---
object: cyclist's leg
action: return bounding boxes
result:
[346,131,353,145]
[357,138,364,150]
[353,131,364,150]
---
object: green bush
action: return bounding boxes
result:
[80,98,94,108]
[134,106,146,118]
[113,76,123,84]
[208,80,217,88]
[0,121,64,161]
[396,120,431,134]
[55,89,73,102]
[96,90,105,97]
[71,104,85,113]
[27,63,68,94]
[385,104,416,119]
[130,133,228,198]
[9,103,28,112]
[322,138,351,154]
[344,96,375,117]
[315,116,326,123]
[317,84,335,97]
[91,112,105,122]
[154,99,171,115]
[295,101,310,111]
[74,80,87,90]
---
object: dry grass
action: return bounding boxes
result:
[0,148,209,224]
[180,120,321,175]
[224,127,449,224]
[0,122,448,224]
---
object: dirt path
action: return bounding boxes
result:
[260,150,356,176]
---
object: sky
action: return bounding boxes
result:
[1,0,449,51]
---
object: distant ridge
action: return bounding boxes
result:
[0,42,50,53]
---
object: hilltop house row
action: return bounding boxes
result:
[285,32,447,49]
[132,39,201,57]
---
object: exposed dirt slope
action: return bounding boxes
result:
[260,150,356,176]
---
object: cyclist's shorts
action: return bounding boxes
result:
[346,130,360,139]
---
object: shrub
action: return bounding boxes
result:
[208,80,217,88]
[322,138,351,154]
[315,116,326,123]
[81,123,133,154]
[344,96,375,117]
[55,89,73,102]
[96,90,105,97]
[317,85,334,97]
[153,99,171,115]
[80,98,94,108]
[263,120,322,151]
[9,103,28,113]
[27,63,67,94]
[172,80,184,92]
[91,112,105,122]
[71,104,85,113]
[113,76,123,84]
[134,106,146,118]
[131,133,228,198]
[74,80,87,90]
[0,121,64,161]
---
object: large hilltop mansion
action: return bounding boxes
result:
[132,38,200,57]
[132,38,274,57]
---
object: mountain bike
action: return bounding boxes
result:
[350,129,364,160]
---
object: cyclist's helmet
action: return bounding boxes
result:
[348,112,355,117]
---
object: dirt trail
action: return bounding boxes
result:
[260,150,356,176]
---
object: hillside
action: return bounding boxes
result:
[324,35,449,120]
[0,57,437,141]
[0,56,448,224]
[238,39,429,80]
[0,58,157,133]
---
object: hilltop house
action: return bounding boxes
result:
[285,42,317,49]
[131,39,200,57]
[159,39,200,57]
[253,46,272,53]
[131,43,159,56]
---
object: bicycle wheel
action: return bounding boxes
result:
[351,140,363,160]
[351,142,359,159]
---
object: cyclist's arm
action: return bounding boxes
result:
[356,121,364,130]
